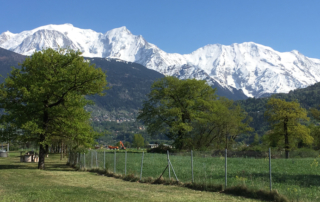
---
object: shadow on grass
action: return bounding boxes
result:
[0,162,75,172]
[0,164,36,170]
[219,172,320,188]
[44,163,75,171]
[0,154,75,172]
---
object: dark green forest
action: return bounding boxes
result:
[237,82,320,140]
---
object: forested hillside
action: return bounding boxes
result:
[0,48,26,83]
[237,82,320,137]
[85,58,164,118]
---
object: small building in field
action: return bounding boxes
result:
[148,144,159,149]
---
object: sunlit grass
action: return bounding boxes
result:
[0,151,260,202]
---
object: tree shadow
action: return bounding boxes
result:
[44,163,75,171]
[0,156,76,172]
[0,164,36,170]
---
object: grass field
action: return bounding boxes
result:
[0,151,261,202]
[79,150,320,201]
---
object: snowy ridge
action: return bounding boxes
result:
[1,24,320,98]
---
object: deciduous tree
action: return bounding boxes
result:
[0,48,108,169]
[264,98,312,158]
[309,107,320,149]
[137,76,252,150]
[132,134,144,149]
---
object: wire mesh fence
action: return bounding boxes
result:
[69,149,320,201]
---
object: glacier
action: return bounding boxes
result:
[1,23,320,98]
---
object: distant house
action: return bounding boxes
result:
[148,144,159,149]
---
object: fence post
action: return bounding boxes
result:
[168,159,179,182]
[79,153,81,169]
[91,150,93,168]
[84,153,86,169]
[114,150,116,173]
[125,150,127,175]
[96,151,98,168]
[269,148,272,191]
[167,150,171,179]
[225,149,227,189]
[140,152,144,181]
[191,150,194,183]
[104,150,106,170]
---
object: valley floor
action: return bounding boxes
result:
[0,152,260,202]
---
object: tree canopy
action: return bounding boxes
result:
[0,48,108,169]
[309,106,320,150]
[132,134,144,149]
[264,98,313,158]
[137,76,252,150]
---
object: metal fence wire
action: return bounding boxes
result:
[69,148,320,202]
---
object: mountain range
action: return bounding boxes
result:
[0,47,246,116]
[2,24,320,98]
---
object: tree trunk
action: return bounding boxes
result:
[60,141,63,160]
[177,131,184,149]
[45,145,49,154]
[284,118,289,159]
[285,134,289,158]
[38,134,46,169]
[38,107,48,169]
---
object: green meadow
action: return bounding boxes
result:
[81,150,320,201]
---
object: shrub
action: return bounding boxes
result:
[289,148,319,158]
[147,143,174,154]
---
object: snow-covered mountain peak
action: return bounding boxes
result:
[0,31,16,45]
[1,24,320,98]
[2,31,14,35]
[290,50,303,55]
[105,26,132,39]
[110,26,129,32]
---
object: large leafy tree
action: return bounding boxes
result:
[137,76,218,149]
[189,97,252,149]
[211,98,253,149]
[137,76,252,150]
[0,48,108,169]
[132,134,144,149]
[309,107,320,149]
[264,98,313,158]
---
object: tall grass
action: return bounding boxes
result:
[78,150,320,201]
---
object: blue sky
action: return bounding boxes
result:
[1,0,319,58]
